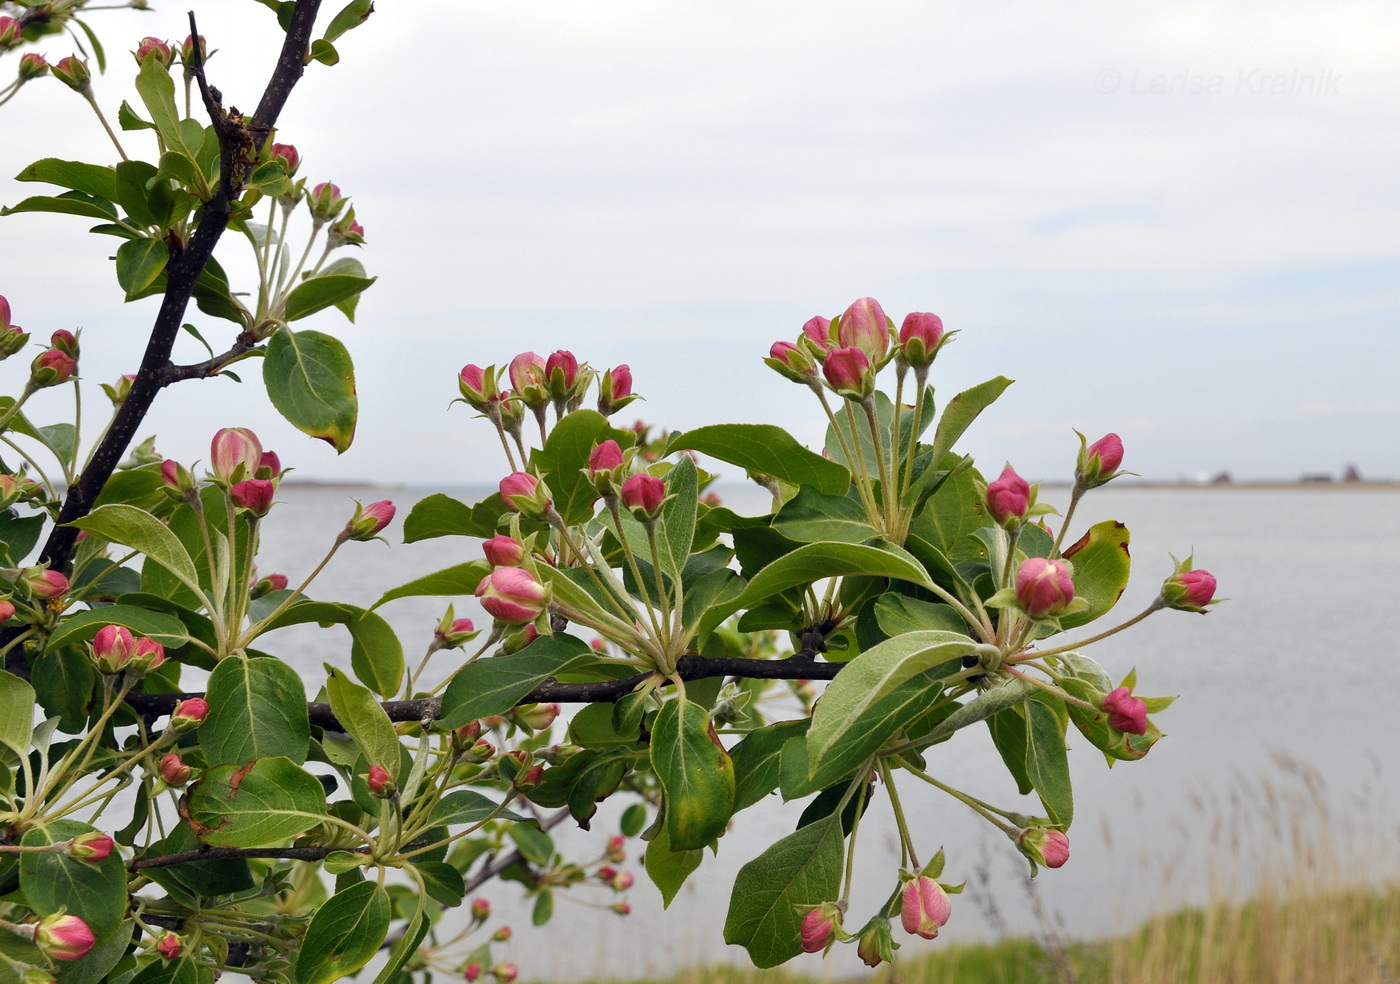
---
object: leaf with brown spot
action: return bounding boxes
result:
[1060,520,1131,630]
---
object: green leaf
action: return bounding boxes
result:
[20,821,128,943]
[368,899,428,984]
[0,671,35,771]
[873,593,968,637]
[70,504,204,599]
[1059,520,1131,630]
[806,630,972,773]
[0,511,45,565]
[30,649,97,733]
[723,814,845,968]
[566,749,631,826]
[651,698,735,851]
[373,560,489,609]
[508,824,554,865]
[402,492,501,542]
[294,881,391,984]
[283,273,377,322]
[134,57,194,160]
[730,719,809,812]
[669,424,850,495]
[46,605,188,654]
[1025,697,1073,825]
[139,824,254,905]
[0,193,118,221]
[263,327,358,452]
[415,861,465,907]
[117,100,155,131]
[660,454,699,578]
[772,486,876,544]
[732,540,934,612]
[908,454,988,563]
[324,0,374,41]
[438,634,593,730]
[529,410,631,526]
[424,789,523,828]
[823,389,934,474]
[325,667,401,778]
[15,158,118,200]
[113,160,159,227]
[201,657,310,766]
[186,756,329,847]
[347,608,403,698]
[644,821,704,908]
[926,376,1014,465]
[924,678,1039,744]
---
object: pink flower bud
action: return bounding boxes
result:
[986,466,1031,528]
[493,963,518,983]
[435,615,478,648]
[544,349,581,398]
[0,599,14,625]
[179,35,206,66]
[68,831,114,862]
[821,346,874,400]
[52,56,91,93]
[492,927,512,943]
[0,16,19,46]
[269,142,300,175]
[1017,827,1071,869]
[308,181,347,221]
[610,870,634,891]
[49,330,79,358]
[367,764,395,797]
[498,472,552,518]
[482,535,525,568]
[899,312,945,367]
[101,373,136,406]
[597,364,637,416]
[458,363,508,412]
[587,439,627,495]
[160,752,191,787]
[508,351,550,410]
[475,567,549,624]
[91,625,136,674]
[160,459,197,501]
[230,478,275,517]
[470,897,491,921]
[341,499,396,541]
[613,901,631,915]
[1161,566,1218,614]
[619,473,666,522]
[20,567,68,602]
[901,875,952,939]
[29,348,76,387]
[250,572,289,598]
[606,834,626,863]
[597,865,617,882]
[157,933,182,960]
[464,964,483,982]
[210,427,263,484]
[1101,686,1148,735]
[856,920,895,968]
[765,339,821,386]
[171,697,209,731]
[34,914,95,961]
[837,297,892,364]
[800,905,840,953]
[126,636,166,676]
[134,37,173,67]
[17,52,49,81]
[513,702,560,731]
[1076,432,1124,490]
[800,315,834,355]
[256,450,282,480]
[1014,557,1076,619]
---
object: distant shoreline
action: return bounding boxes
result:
[277,478,1400,493]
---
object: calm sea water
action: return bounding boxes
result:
[250,484,1400,979]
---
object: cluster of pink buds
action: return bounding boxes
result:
[206,427,284,516]
[458,351,636,430]
[595,865,634,892]
[89,624,165,676]
[28,330,78,389]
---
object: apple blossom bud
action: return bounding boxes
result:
[856,920,896,968]
[606,834,626,863]
[986,465,1031,528]
[498,472,552,519]
[17,52,49,81]
[610,870,633,891]
[822,346,874,400]
[508,352,549,410]
[29,348,75,388]
[613,901,631,915]
[49,330,78,359]
[126,637,166,676]
[837,297,892,365]
[269,142,299,175]
[179,35,206,66]
[250,572,289,598]
[512,702,560,731]
[0,16,19,46]
[470,897,491,921]
[19,567,68,602]
[1101,687,1148,735]
[587,439,627,496]
[256,450,282,481]
[901,876,951,939]
[0,599,14,625]
[34,914,95,961]
[159,459,197,502]
[1017,827,1070,869]
[328,208,365,248]
[367,764,395,798]
[1014,557,1076,619]
[458,363,507,412]
[0,324,27,359]
[898,312,946,367]
[464,964,482,982]
[134,37,173,67]
[308,181,347,222]
[91,625,135,674]
[800,315,834,356]
[170,697,209,731]
[620,473,666,523]
[435,613,478,649]
[597,364,637,416]
[159,752,191,787]
[544,349,582,401]
[596,865,617,882]
[230,478,275,517]
[475,567,549,624]
[1076,432,1125,490]
[765,339,820,386]
[800,904,841,953]
[341,499,396,541]
[157,933,182,960]
[52,56,91,94]
[68,831,114,862]
[1161,563,1218,614]
[101,373,136,406]
[493,963,518,983]
[210,427,263,484]
[482,534,525,568]
[492,926,512,943]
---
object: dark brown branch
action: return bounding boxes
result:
[461,807,572,895]
[165,339,258,382]
[121,651,844,728]
[130,843,364,871]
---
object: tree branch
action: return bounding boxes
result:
[121,650,844,729]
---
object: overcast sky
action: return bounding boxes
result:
[4,1,1397,486]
